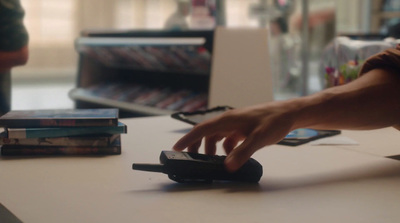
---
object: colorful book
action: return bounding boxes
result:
[0,133,120,147]
[0,137,121,156]
[0,108,119,128]
[5,122,127,139]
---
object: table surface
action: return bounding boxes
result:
[1,116,400,223]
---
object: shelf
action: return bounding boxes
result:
[69,88,172,116]
[71,29,273,116]
[69,83,208,116]
[379,11,400,19]
[76,37,212,75]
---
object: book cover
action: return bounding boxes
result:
[6,122,127,138]
[0,133,120,147]
[0,137,121,156]
[0,108,119,128]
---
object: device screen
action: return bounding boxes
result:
[285,128,319,139]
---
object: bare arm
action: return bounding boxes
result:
[295,68,400,130]
[0,45,29,73]
[173,68,400,172]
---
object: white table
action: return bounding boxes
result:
[1,116,400,223]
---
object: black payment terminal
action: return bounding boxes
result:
[132,151,263,183]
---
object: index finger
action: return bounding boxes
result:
[173,117,236,151]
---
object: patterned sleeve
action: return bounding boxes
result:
[0,0,29,51]
[359,44,400,76]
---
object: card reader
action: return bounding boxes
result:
[132,151,263,183]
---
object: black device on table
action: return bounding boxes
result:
[132,150,263,183]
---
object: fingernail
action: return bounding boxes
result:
[172,146,181,151]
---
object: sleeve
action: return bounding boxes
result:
[0,0,29,51]
[358,44,400,131]
[358,44,400,76]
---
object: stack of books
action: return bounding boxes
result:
[0,108,127,156]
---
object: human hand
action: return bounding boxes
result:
[0,46,29,72]
[173,101,300,172]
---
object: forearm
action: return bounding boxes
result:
[293,68,400,130]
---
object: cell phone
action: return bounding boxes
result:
[132,150,263,183]
[279,129,341,146]
[171,106,233,125]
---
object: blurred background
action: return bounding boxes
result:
[11,0,400,111]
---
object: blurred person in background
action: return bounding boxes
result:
[0,0,29,115]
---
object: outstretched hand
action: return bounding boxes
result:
[173,101,299,172]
